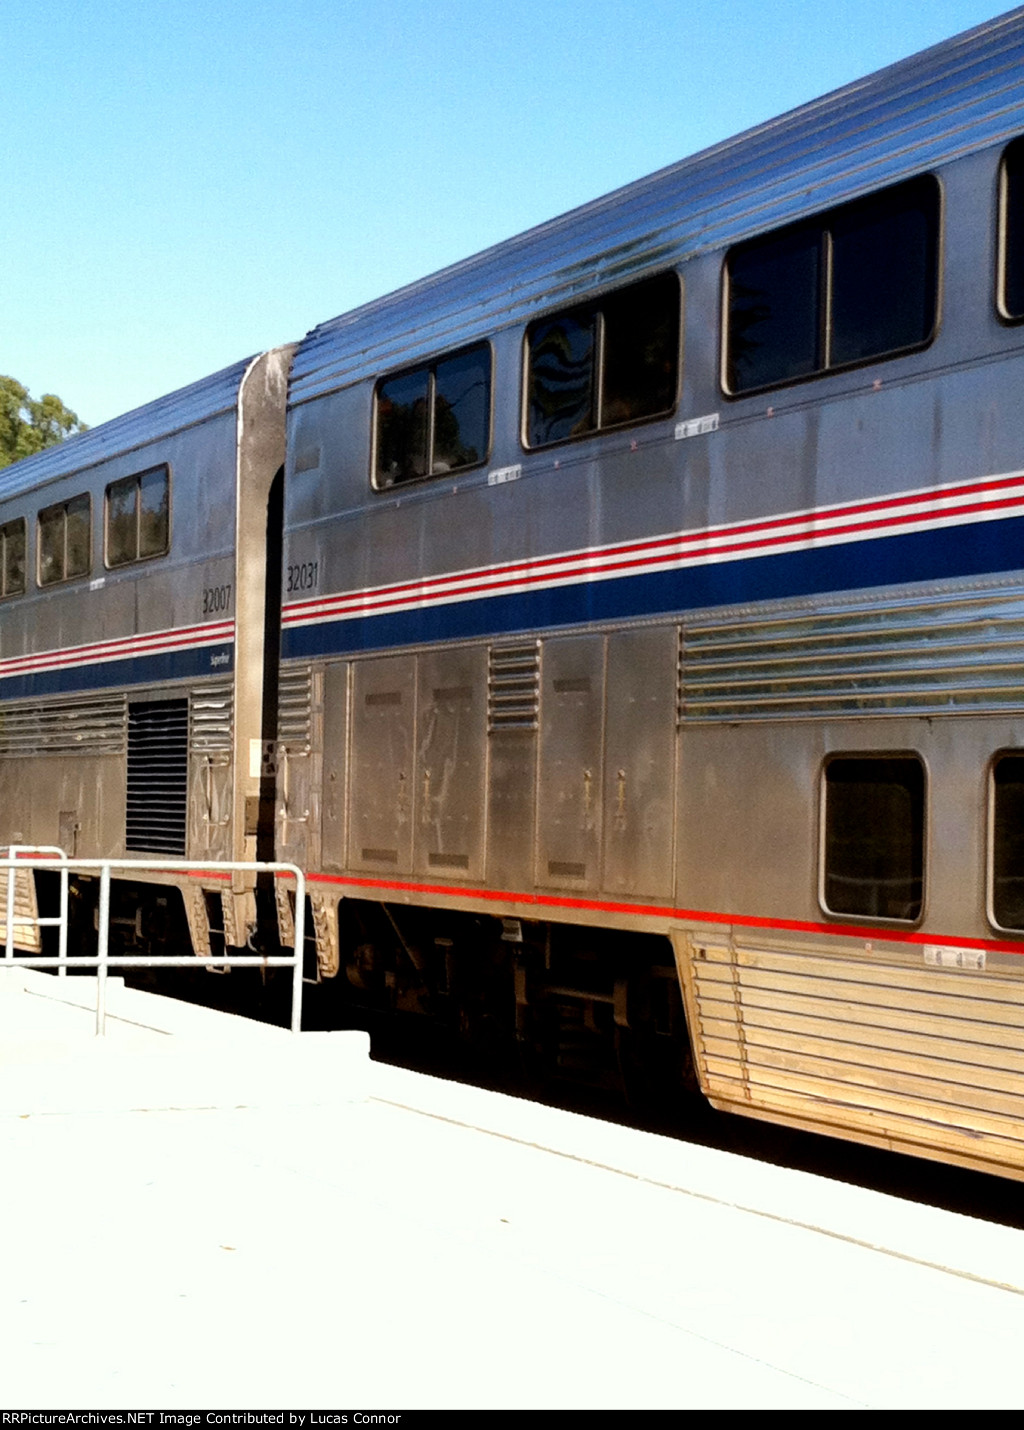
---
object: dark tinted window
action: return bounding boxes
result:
[375,369,429,485]
[725,176,939,394]
[525,271,680,447]
[831,186,937,365]
[373,344,489,489]
[726,229,821,392]
[106,466,170,567]
[601,274,681,425]
[0,519,26,597]
[527,313,596,445]
[1001,139,1024,319]
[991,755,1024,929]
[822,756,924,922]
[38,493,91,586]
[433,347,491,472]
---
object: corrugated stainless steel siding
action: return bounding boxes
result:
[678,583,1024,720]
[0,356,255,503]
[189,682,234,754]
[0,692,127,756]
[687,939,1024,1174]
[290,8,1024,407]
[278,664,313,751]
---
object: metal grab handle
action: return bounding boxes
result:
[279,748,310,827]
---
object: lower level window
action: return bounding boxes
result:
[991,754,1024,931]
[822,756,924,922]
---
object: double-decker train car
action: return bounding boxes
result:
[7,8,1024,1177]
[0,349,293,953]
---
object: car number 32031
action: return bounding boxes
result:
[286,560,320,594]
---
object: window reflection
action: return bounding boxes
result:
[38,496,91,586]
[106,467,169,567]
[0,519,26,597]
[527,315,596,446]
[373,344,490,488]
[525,271,680,448]
[433,347,491,472]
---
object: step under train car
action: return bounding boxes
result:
[274,7,1024,1178]
[0,348,294,957]
[6,9,1024,1178]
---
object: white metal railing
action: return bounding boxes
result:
[0,849,306,1035]
[3,845,70,971]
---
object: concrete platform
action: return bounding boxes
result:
[2,966,1024,1409]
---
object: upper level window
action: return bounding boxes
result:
[525,271,680,447]
[999,138,1024,320]
[38,493,91,586]
[373,343,491,489]
[725,176,939,394]
[0,519,26,598]
[821,755,925,923]
[106,465,170,567]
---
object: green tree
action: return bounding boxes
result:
[0,376,87,469]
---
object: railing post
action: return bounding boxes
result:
[291,869,305,1035]
[58,853,69,977]
[5,847,17,961]
[96,863,111,1036]
[0,855,310,1039]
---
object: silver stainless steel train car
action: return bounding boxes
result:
[7,8,1024,1177]
[0,349,293,953]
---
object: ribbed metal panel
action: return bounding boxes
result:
[678,585,1024,720]
[290,10,1024,406]
[0,693,127,756]
[0,357,254,503]
[189,682,234,753]
[0,869,41,955]
[488,642,540,732]
[126,699,188,856]
[278,665,312,750]
[689,939,1024,1174]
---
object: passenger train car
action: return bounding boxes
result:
[6,9,1024,1177]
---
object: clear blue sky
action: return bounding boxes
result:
[3,0,1014,426]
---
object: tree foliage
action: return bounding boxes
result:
[0,376,87,469]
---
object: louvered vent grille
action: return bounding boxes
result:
[190,682,233,752]
[278,665,312,750]
[678,587,1024,721]
[0,693,127,757]
[488,642,540,731]
[126,699,188,855]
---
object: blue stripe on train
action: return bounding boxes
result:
[5,513,1024,700]
[282,514,1024,661]
[0,643,234,702]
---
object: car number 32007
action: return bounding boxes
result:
[202,584,232,615]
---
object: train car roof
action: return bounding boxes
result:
[291,5,1024,407]
[0,355,257,503]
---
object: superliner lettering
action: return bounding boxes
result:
[0,619,235,699]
